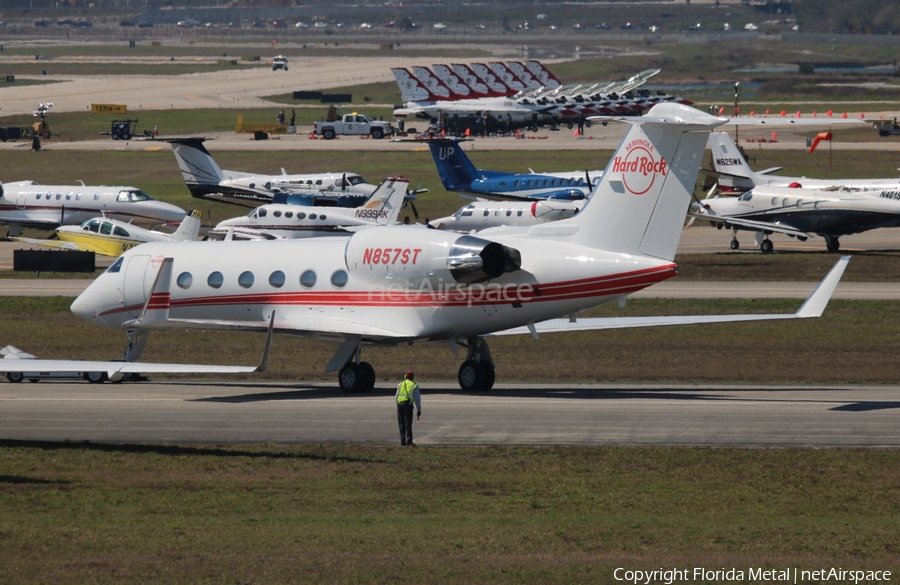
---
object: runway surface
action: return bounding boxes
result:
[1,381,897,447]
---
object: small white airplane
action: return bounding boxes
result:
[707,131,898,192]
[690,183,900,253]
[210,178,410,240]
[13,211,202,256]
[430,200,580,232]
[167,138,377,205]
[3,104,850,389]
[0,181,187,237]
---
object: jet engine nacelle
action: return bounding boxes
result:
[344,228,521,290]
[531,200,580,222]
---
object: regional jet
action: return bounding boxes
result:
[167,138,377,205]
[0,181,186,237]
[28,103,849,390]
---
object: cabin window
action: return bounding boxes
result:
[176,272,193,289]
[34,193,41,200]
[772,197,778,206]
[513,180,519,188]
[76,193,82,200]
[100,222,113,235]
[56,193,62,200]
[94,194,100,201]
[238,271,254,288]
[114,226,129,237]
[331,269,348,288]
[296,212,306,220]
[315,180,323,185]
[258,209,267,218]
[517,210,523,216]
[273,210,282,218]
[309,214,317,220]
[269,270,286,288]
[319,215,327,221]
[300,270,316,288]
[285,211,293,218]
[207,271,223,289]
[106,257,124,273]
[66,193,72,200]
[483,210,489,217]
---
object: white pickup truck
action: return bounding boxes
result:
[313,113,393,140]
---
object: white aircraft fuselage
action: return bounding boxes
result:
[431,200,581,231]
[0,181,186,234]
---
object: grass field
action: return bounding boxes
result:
[0,443,897,584]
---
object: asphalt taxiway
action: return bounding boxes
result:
[1,381,897,447]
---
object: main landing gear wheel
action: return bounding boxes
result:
[730,239,740,250]
[338,362,375,393]
[760,239,774,254]
[85,371,108,384]
[6,372,23,383]
[458,360,488,392]
[826,238,841,253]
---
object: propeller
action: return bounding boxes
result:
[685,183,717,229]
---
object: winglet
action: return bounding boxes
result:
[796,256,850,318]
[253,311,276,373]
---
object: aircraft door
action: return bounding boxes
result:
[16,193,27,209]
[123,254,151,317]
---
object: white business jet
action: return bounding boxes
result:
[707,131,900,192]
[210,178,410,239]
[168,138,377,205]
[5,104,849,389]
[0,181,186,237]
[430,200,581,232]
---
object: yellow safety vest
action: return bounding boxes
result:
[397,379,417,404]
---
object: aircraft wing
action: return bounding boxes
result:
[134,316,413,341]
[10,237,80,251]
[688,212,814,238]
[489,256,848,337]
[0,359,258,376]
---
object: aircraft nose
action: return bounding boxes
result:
[70,291,96,322]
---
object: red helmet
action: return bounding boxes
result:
[405,370,414,380]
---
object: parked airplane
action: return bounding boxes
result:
[707,131,897,192]
[429,200,581,232]
[167,138,377,205]
[49,103,848,391]
[690,183,900,252]
[421,137,601,201]
[0,181,186,237]
[13,211,202,256]
[209,177,410,239]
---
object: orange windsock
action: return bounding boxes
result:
[807,131,832,153]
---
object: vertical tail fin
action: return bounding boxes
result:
[167,139,226,197]
[392,67,443,103]
[523,60,562,88]
[431,65,474,99]
[359,177,410,226]
[708,131,757,190]
[545,103,726,261]
[470,63,514,96]
[425,139,479,191]
[170,210,202,241]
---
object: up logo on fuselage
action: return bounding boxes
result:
[611,139,668,195]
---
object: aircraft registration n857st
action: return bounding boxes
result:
[62,103,850,391]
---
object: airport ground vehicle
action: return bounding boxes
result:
[272,55,288,71]
[313,113,393,140]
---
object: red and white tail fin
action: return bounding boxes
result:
[523,60,562,88]
[505,61,542,91]
[487,62,526,93]
[541,103,726,261]
[431,65,474,99]
[409,66,466,101]
[392,67,443,103]
[451,63,503,97]
[470,63,515,96]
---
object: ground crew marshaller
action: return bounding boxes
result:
[395,371,422,446]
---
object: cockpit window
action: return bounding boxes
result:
[100,222,112,235]
[117,189,153,203]
[347,175,366,186]
[106,257,124,273]
[86,219,101,233]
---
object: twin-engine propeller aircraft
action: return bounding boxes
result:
[42,103,850,391]
[0,181,186,237]
[13,211,202,256]
[420,137,602,201]
[209,178,410,240]
[167,138,377,205]
[690,183,900,253]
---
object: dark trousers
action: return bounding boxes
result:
[397,402,414,445]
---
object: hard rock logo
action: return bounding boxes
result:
[611,140,668,195]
